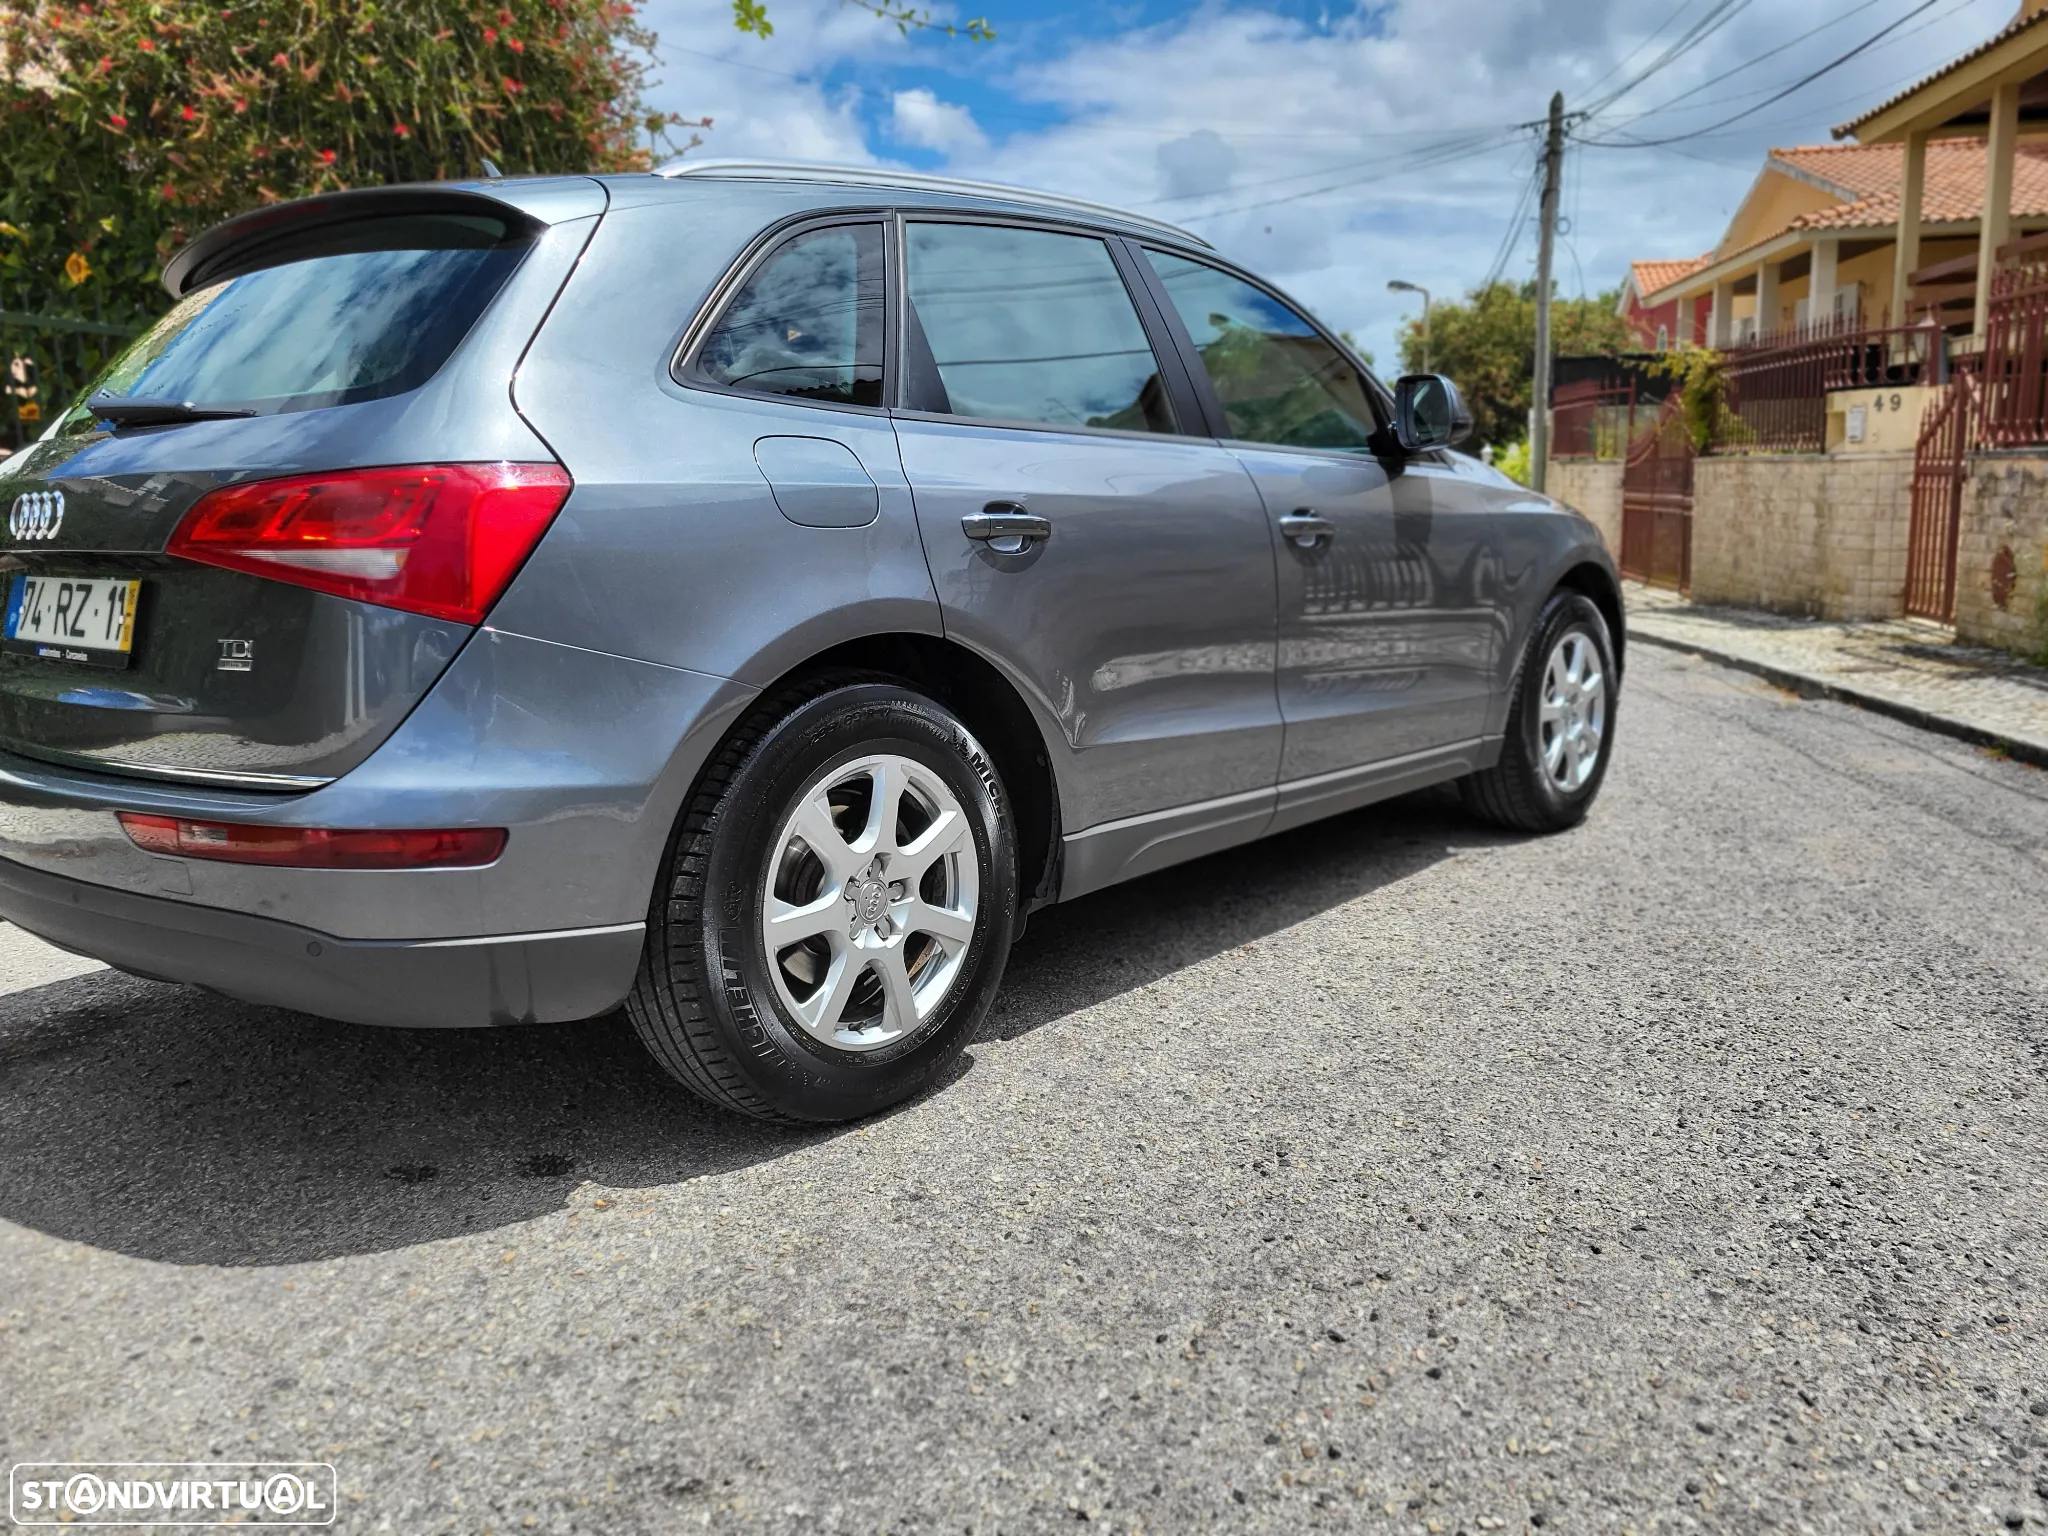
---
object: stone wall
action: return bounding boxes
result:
[1957,454,2048,660]
[1546,459,1623,558]
[1689,452,1914,621]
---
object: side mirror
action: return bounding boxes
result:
[1393,373,1473,452]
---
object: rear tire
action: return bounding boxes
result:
[627,679,1019,1124]
[1459,590,1617,833]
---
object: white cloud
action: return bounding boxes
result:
[1156,128,1238,201]
[634,0,908,164]
[890,88,990,156]
[638,0,2018,372]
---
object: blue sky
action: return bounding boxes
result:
[638,0,2010,372]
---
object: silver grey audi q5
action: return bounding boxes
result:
[0,160,1621,1123]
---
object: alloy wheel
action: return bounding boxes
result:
[761,753,980,1051]
[1538,628,1606,793]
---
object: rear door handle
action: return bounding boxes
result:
[1277,511,1334,548]
[961,505,1052,554]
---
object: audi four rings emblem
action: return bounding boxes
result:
[9,490,63,541]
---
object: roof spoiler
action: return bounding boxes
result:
[160,182,578,297]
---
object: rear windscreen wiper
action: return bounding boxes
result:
[87,393,257,428]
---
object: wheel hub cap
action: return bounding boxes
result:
[848,871,890,929]
[762,753,981,1052]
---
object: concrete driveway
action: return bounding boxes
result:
[1,645,2044,1534]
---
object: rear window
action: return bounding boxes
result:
[76,213,530,421]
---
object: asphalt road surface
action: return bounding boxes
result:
[2,644,2044,1536]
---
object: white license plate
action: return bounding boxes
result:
[3,574,140,666]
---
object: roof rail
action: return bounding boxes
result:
[652,158,1211,249]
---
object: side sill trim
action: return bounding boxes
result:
[1057,736,1499,902]
[411,921,646,949]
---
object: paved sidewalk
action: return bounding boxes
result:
[1623,583,2048,766]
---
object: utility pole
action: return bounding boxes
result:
[1531,91,1564,494]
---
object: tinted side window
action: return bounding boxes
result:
[1144,249,1376,450]
[904,223,1175,434]
[696,223,885,407]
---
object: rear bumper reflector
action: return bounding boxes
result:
[118,814,506,869]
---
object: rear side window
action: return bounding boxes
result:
[86,213,530,417]
[695,223,886,407]
[1144,249,1377,450]
[904,223,1176,434]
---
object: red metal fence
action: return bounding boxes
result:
[1978,254,2048,447]
[1905,364,1977,623]
[1710,320,1943,455]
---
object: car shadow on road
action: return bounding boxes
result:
[0,790,1503,1268]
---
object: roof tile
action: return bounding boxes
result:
[1634,138,2048,297]
[1631,256,1710,296]
[1774,139,2048,232]
[1833,7,2048,139]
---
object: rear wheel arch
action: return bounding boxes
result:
[716,633,1061,914]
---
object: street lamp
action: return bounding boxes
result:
[1388,279,1431,373]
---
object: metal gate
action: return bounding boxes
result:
[2,279,147,452]
[1904,368,1975,623]
[1620,396,1693,590]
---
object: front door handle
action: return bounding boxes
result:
[1277,511,1334,549]
[961,505,1052,554]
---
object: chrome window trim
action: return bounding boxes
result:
[890,211,1195,443]
[670,210,897,419]
[1131,242,1397,442]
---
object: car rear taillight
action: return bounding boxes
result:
[167,462,571,625]
[119,814,506,869]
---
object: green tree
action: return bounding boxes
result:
[1396,280,1633,450]
[0,0,990,327]
[0,0,698,325]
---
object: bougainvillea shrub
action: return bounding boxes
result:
[0,0,693,320]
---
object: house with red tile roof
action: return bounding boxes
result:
[1567,0,2048,656]
[1617,257,1709,350]
[1627,137,2048,344]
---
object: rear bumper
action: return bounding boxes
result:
[0,852,642,1027]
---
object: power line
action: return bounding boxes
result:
[1482,150,1545,290]
[1135,126,1524,207]
[656,41,1530,145]
[1587,0,1975,135]
[1577,0,1709,102]
[1596,0,1890,125]
[1174,128,1527,222]
[1584,0,1756,116]
[1577,0,1945,148]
